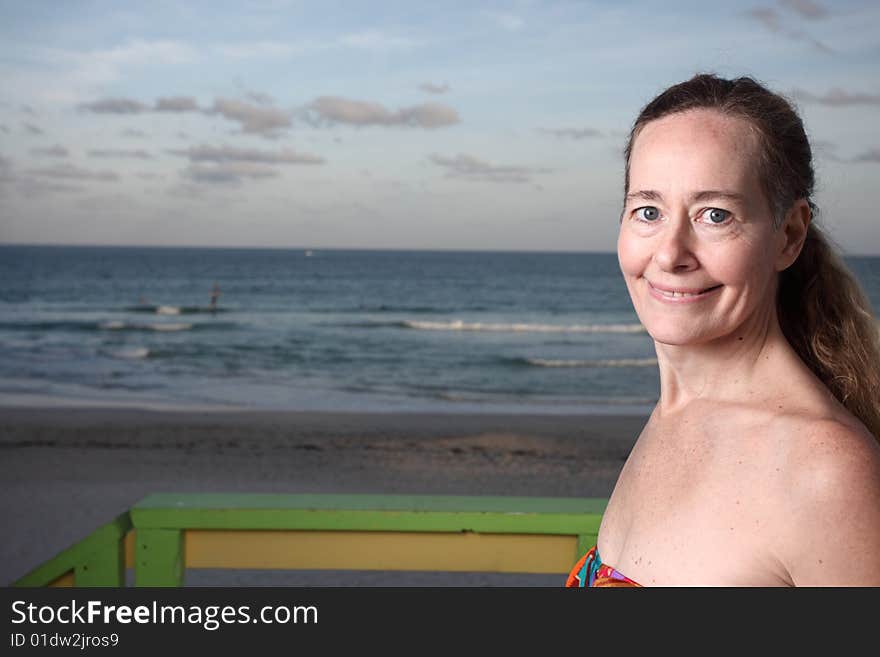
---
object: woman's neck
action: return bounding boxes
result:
[653,301,794,416]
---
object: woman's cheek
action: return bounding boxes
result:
[617,232,646,279]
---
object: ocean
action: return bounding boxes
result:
[1,245,878,415]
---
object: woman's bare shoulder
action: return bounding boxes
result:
[771,415,880,585]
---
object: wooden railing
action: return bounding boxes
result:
[13,493,606,587]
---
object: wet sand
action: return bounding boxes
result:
[0,407,646,586]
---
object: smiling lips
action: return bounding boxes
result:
[647,280,723,302]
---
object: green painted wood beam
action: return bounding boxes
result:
[135,528,184,587]
[131,494,606,535]
[12,513,131,587]
[134,493,607,514]
[75,539,126,587]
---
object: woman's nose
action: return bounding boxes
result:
[653,215,698,272]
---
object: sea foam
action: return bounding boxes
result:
[404,320,645,334]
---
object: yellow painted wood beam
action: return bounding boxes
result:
[48,571,75,587]
[183,530,577,574]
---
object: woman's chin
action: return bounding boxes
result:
[643,322,718,346]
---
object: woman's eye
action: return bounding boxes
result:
[701,208,731,224]
[635,206,660,221]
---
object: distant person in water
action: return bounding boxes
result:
[209,282,221,311]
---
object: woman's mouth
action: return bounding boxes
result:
[647,281,723,302]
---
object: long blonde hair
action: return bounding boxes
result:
[624,73,880,440]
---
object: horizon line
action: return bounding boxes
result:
[1,241,878,257]
[0,241,620,256]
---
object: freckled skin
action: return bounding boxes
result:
[596,109,880,586]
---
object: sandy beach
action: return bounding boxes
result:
[0,407,646,586]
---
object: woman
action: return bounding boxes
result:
[567,73,880,587]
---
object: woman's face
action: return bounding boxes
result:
[617,109,784,346]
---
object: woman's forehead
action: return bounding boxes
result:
[629,109,762,196]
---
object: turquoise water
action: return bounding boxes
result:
[1,245,877,414]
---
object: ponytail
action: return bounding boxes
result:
[777,222,880,440]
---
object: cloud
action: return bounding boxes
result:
[121,128,147,138]
[487,12,525,31]
[88,149,153,159]
[25,163,119,181]
[183,161,279,185]
[791,88,880,107]
[22,122,44,135]
[154,96,200,112]
[779,0,828,19]
[336,30,420,51]
[539,127,602,140]
[16,179,85,194]
[31,145,69,157]
[307,97,460,128]
[79,97,149,114]
[748,7,782,30]
[170,144,324,165]
[218,42,301,59]
[0,155,13,182]
[429,153,548,184]
[208,98,292,138]
[811,140,843,162]
[852,148,880,163]
[246,92,275,106]
[419,82,450,95]
[745,6,831,52]
[0,125,9,134]
[80,95,200,115]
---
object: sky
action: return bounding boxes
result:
[0,0,878,253]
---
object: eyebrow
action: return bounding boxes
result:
[624,190,747,204]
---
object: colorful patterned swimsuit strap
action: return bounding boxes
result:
[566,545,642,588]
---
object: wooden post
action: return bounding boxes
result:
[136,528,184,587]
[75,537,126,586]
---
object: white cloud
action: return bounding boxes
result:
[184,162,279,185]
[852,148,880,163]
[307,97,460,128]
[31,145,70,157]
[215,30,419,61]
[429,153,548,184]
[79,97,148,114]
[217,41,301,59]
[487,12,525,31]
[779,0,829,19]
[22,122,44,135]
[88,149,153,159]
[419,82,450,95]
[154,96,200,112]
[208,98,292,138]
[336,30,420,51]
[747,7,782,31]
[539,127,602,140]
[0,155,13,185]
[25,163,119,181]
[16,179,86,195]
[13,40,198,105]
[791,88,880,107]
[745,6,831,52]
[171,144,324,165]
